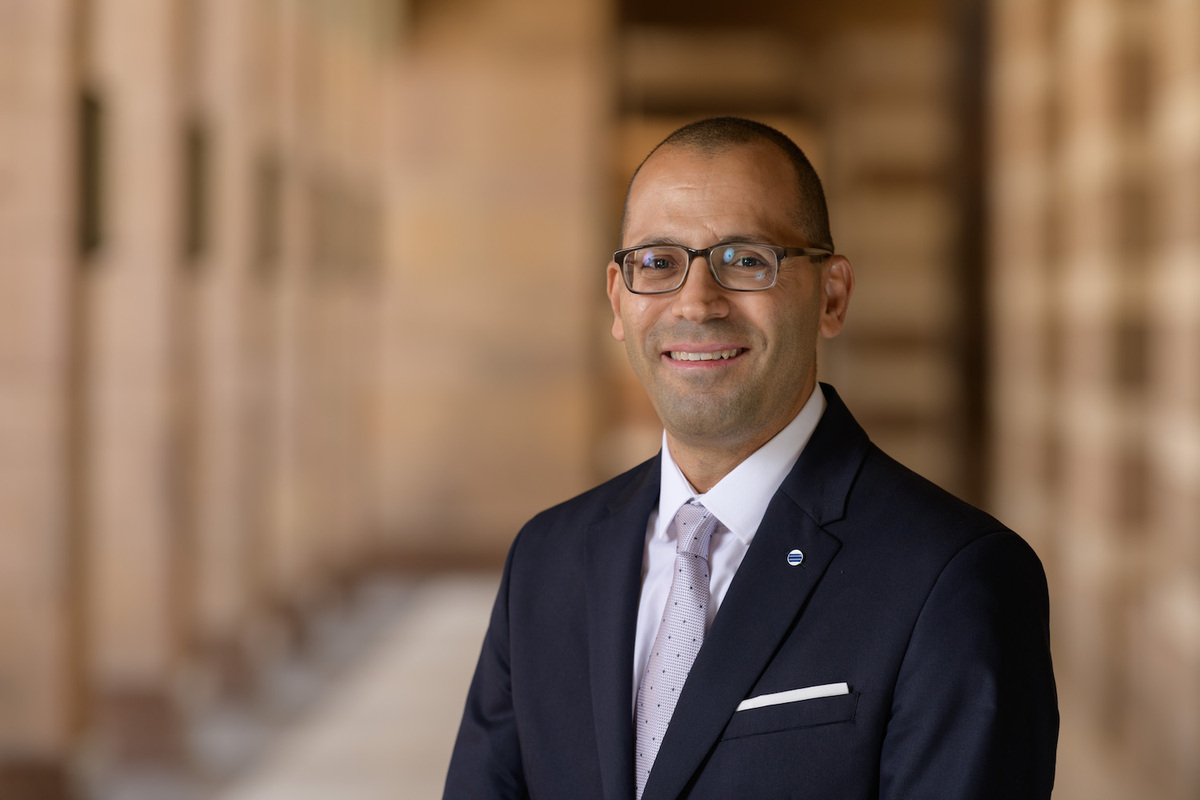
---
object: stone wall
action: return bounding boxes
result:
[0,0,400,792]
[991,1,1200,797]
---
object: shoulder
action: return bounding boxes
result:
[497,455,659,609]
[858,444,1002,533]
[792,385,1036,575]
[843,442,1046,591]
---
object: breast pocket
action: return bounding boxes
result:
[721,691,860,741]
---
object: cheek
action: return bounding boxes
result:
[620,299,658,340]
[629,295,655,315]
[762,299,819,358]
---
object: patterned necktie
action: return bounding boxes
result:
[634,501,719,799]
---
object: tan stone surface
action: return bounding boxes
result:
[380,0,607,559]
[990,0,1200,795]
[0,0,79,755]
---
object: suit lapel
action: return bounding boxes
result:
[641,497,843,800]
[585,458,660,800]
[642,385,870,800]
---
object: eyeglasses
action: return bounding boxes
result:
[612,242,833,295]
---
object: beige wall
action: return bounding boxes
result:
[1,0,399,793]
[380,0,610,560]
[992,1,1200,797]
[0,0,81,769]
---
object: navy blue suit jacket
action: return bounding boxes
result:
[445,385,1058,799]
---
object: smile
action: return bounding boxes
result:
[668,349,744,361]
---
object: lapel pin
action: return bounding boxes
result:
[787,549,804,567]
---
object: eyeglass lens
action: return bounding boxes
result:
[621,244,779,293]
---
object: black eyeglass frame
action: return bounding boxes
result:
[612,242,834,295]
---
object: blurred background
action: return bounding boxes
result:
[2,0,1198,797]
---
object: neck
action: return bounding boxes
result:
[666,384,818,494]
[666,431,773,494]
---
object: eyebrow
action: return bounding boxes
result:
[628,234,776,249]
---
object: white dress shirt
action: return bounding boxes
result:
[632,385,827,704]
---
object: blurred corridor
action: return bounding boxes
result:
[210,576,496,800]
[78,575,496,800]
[3,0,1199,798]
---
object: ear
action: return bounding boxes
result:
[818,256,854,338]
[606,262,626,341]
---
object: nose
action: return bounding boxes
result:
[671,254,730,323]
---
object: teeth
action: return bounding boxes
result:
[670,349,743,361]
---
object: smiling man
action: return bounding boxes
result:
[444,117,1058,800]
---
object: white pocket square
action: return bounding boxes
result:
[735,682,850,712]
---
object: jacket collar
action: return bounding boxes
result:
[777,383,871,526]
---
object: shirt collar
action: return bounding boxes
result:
[655,384,827,545]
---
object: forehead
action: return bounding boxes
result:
[623,143,801,247]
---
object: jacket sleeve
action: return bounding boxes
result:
[443,541,529,800]
[879,531,1059,799]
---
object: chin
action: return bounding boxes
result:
[661,405,750,445]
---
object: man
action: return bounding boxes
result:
[444,117,1058,799]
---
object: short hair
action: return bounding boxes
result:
[621,117,834,253]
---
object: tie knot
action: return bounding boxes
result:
[673,501,716,557]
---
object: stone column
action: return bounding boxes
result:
[83,0,189,764]
[1050,0,1129,745]
[988,0,1057,573]
[381,0,609,564]
[240,0,287,633]
[822,20,969,499]
[262,0,315,622]
[0,1,84,796]
[1136,1,1200,795]
[991,1,1200,797]
[190,0,256,695]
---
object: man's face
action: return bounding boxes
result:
[607,142,852,458]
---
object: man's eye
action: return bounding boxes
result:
[721,248,767,269]
[640,252,681,270]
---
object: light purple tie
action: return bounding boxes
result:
[634,501,719,799]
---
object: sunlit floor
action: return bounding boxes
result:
[213,574,496,800]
